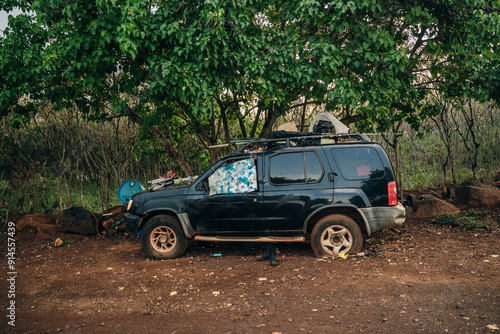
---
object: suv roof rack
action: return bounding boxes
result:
[233,132,371,153]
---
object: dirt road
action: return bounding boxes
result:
[1,214,500,333]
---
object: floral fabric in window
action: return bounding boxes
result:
[208,159,257,195]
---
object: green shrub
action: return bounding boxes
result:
[464,209,488,218]
[431,211,492,229]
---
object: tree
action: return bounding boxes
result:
[1,0,499,175]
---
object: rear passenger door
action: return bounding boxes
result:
[329,146,391,207]
[262,149,332,233]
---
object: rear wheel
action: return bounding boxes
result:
[141,215,188,259]
[311,214,363,257]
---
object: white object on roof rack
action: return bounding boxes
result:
[309,112,349,134]
[147,176,195,191]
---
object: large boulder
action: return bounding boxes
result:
[16,214,55,231]
[410,194,460,218]
[56,206,101,235]
[455,181,500,208]
[37,224,60,239]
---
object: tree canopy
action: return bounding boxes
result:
[1,0,499,173]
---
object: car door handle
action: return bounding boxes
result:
[247,192,259,199]
[328,173,337,182]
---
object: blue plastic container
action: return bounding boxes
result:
[117,180,145,204]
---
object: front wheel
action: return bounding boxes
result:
[311,214,363,257]
[141,215,188,259]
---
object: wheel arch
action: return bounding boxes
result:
[138,209,180,231]
[304,205,371,237]
[139,210,195,238]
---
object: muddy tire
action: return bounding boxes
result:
[141,215,188,259]
[311,214,363,257]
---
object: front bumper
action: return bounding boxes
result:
[124,214,141,234]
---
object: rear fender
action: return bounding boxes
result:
[303,204,371,236]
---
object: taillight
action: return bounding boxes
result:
[388,181,398,206]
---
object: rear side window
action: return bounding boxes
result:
[331,147,385,180]
[270,151,323,185]
[305,151,322,182]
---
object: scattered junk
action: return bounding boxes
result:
[147,170,179,191]
[348,249,385,258]
[117,170,198,199]
[13,205,128,240]
[141,171,198,191]
[101,205,127,235]
[336,249,384,260]
[147,175,196,191]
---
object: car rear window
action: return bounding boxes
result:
[331,147,385,180]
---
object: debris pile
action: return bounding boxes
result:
[14,205,126,240]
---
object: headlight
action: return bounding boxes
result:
[127,200,133,211]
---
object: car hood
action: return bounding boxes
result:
[133,185,190,201]
[129,185,191,215]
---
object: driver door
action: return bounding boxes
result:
[186,156,263,235]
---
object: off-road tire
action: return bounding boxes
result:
[141,215,188,259]
[311,214,363,257]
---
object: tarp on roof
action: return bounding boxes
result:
[308,112,349,134]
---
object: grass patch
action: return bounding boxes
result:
[431,211,492,230]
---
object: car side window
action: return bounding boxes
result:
[305,151,323,182]
[270,151,323,185]
[208,158,257,195]
[331,147,385,180]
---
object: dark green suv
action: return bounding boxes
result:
[125,133,405,259]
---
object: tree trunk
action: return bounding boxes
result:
[259,108,279,139]
[297,102,305,132]
[127,109,194,176]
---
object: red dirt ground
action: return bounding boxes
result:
[1,210,500,334]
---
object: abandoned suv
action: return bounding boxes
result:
[125,133,406,259]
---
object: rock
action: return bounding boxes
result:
[54,238,64,247]
[7,213,23,225]
[37,224,60,239]
[16,214,55,231]
[411,195,460,218]
[56,206,101,235]
[455,181,500,207]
